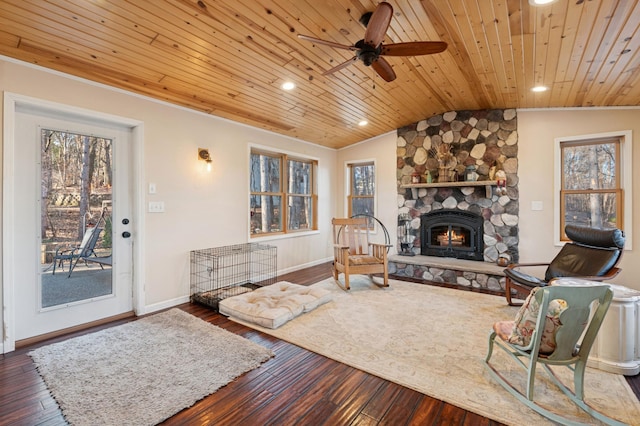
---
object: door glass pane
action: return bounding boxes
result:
[563,193,619,230]
[40,129,113,308]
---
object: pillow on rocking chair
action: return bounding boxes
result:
[507,287,568,354]
[348,254,382,265]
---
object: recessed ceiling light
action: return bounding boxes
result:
[531,86,548,92]
[358,120,368,126]
[528,0,558,5]
[281,81,295,90]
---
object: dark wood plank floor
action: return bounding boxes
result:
[1,262,638,425]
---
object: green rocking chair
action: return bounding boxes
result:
[484,284,624,425]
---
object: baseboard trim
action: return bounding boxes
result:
[142,295,190,316]
[278,257,333,276]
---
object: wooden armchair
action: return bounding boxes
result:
[331,217,390,290]
[504,225,625,306]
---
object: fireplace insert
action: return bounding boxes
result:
[420,210,484,260]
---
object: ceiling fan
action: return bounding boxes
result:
[298,2,447,82]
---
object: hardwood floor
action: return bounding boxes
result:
[1,262,638,425]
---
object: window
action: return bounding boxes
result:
[250,148,317,236]
[559,137,622,240]
[347,161,375,226]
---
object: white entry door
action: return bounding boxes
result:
[9,104,134,343]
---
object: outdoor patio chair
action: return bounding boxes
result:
[485,284,622,425]
[52,225,105,278]
[331,217,391,290]
[504,224,624,306]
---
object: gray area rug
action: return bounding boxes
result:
[231,275,640,426]
[28,308,274,426]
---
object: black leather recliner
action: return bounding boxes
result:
[504,224,625,306]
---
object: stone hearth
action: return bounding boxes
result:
[389,255,506,293]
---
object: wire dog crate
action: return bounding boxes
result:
[190,243,277,310]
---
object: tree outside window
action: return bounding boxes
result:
[348,161,375,227]
[40,130,113,267]
[250,149,317,235]
[560,138,622,239]
[287,159,314,231]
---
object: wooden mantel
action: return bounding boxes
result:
[400,181,498,198]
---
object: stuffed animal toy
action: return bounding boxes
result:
[495,170,507,196]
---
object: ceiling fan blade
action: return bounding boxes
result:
[363,2,393,47]
[297,34,357,51]
[381,41,448,56]
[371,57,396,82]
[322,57,358,76]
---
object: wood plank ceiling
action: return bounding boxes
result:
[0,0,638,149]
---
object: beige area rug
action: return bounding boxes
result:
[231,276,640,426]
[28,309,274,426]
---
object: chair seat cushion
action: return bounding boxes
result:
[507,287,568,353]
[349,255,382,266]
[218,281,332,329]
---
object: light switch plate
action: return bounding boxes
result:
[148,183,156,194]
[148,201,165,213]
[531,201,543,211]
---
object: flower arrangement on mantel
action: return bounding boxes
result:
[429,141,456,182]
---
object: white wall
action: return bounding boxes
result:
[335,132,399,251]
[339,109,640,291]
[517,108,639,289]
[0,58,336,315]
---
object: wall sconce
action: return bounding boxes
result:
[198,148,212,172]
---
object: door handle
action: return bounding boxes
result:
[122,231,131,238]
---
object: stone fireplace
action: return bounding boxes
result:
[391,109,519,292]
[396,108,519,264]
[421,210,484,260]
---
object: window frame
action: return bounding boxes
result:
[249,146,318,238]
[554,131,632,248]
[346,160,376,230]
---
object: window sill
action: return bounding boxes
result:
[250,229,320,242]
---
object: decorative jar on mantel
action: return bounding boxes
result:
[437,166,454,183]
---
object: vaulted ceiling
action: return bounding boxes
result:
[0,1,638,149]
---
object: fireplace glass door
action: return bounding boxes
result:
[431,225,471,249]
[420,210,484,260]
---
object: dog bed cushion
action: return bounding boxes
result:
[218,281,332,329]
